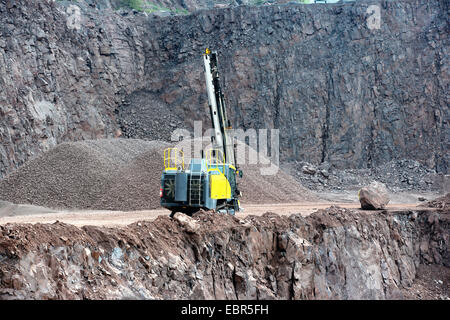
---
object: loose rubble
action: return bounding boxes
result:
[421,193,450,211]
[282,159,447,192]
[401,264,450,300]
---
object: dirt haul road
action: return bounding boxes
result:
[0,202,425,227]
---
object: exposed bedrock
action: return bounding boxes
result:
[0,0,448,178]
[0,207,448,299]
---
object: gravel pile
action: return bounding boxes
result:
[0,138,315,211]
[117,90,190,142]
[237,150,316,204]
[92,148,167,211]
[0,142,116,210]
[173,137,317,203]
[0,139,170,210]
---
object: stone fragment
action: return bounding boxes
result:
[302,165,317,175]
[173,213,200,234]
[358,181,390,210]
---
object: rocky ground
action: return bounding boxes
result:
[0,205,448,300]
[423,193,450,211]
[117,90,190,142]
[0,139,170,211]
[401,264,449,300]
[282,159,448,193]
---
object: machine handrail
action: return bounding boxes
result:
[163,148,184,171]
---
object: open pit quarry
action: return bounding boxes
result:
[0,0,449,301]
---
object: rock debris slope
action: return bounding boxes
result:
[0,139,170,210]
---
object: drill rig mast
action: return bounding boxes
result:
[203,49,236,166]
[160,49,242,216]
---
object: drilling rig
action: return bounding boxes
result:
[160,49,242,216]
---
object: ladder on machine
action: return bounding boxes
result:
[189,174,202,206]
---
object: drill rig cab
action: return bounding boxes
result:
[160,49,242,216]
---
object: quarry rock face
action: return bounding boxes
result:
[0,0,448,179]
[0,208,448,300]
[71,0,307,13]
[359,181,390,210]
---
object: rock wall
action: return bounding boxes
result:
[72,0,308,13]
[0,0,149,177]
[0,208,448,299]
[134,0,448,172]
[0,0,448,178]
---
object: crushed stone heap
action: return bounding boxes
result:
[0,138,316,211]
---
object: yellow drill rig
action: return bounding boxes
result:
[160,49,243,216]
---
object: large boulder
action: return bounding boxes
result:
[358,181,390,210]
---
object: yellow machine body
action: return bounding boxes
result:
[209,169,232,199]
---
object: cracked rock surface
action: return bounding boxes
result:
[0,206,448,300]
